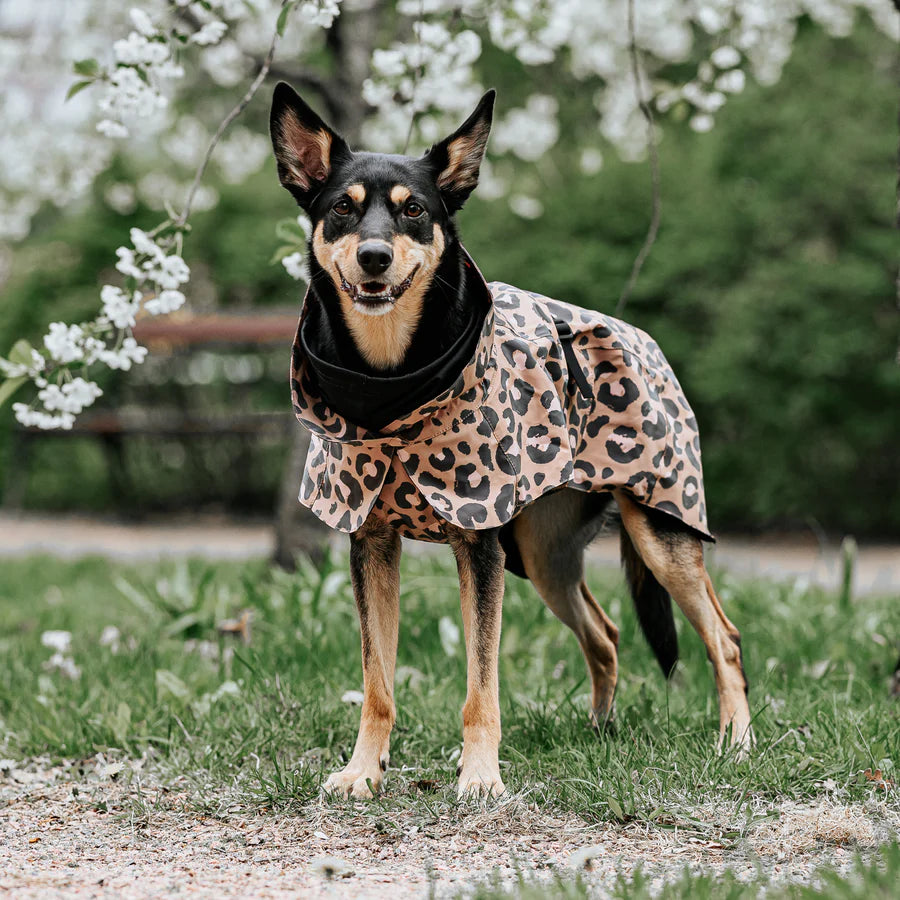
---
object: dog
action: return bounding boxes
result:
[269,83,752,799]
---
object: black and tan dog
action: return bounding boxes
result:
[270,83,752,799]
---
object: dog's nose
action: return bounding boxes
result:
[357,241,393,276]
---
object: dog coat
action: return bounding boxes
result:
[290,259,713,543]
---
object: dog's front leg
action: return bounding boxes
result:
[324,518,401,799]
[447,526,506,798]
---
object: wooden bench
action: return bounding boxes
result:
[4,311,300,509]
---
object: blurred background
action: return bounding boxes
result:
[0,1,898,566]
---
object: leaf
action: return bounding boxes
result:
[66,80,95,102]
[275,218,309,244]
[73,57,100,77]
[162,611,205,638]
[110,701,132,744]
[607,795,625,821]
[114,577,157,617]
[276,1,296,37]
[270,244,300,265]
[0,376,26,409]
[155,669,190,702]
[8,339,35,367]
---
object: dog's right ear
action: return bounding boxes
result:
[270,83,350,211]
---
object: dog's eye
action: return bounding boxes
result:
[332,199,352,216]
[404,201,424,219]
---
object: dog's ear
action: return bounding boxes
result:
[424,90,495,213]
[270,82,350,211]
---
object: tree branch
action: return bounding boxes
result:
[175,4,285,226]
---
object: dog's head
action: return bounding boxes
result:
[270,84,493,367]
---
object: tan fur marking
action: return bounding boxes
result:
[324,516,400,799]
[390,185,412,206]
[346,183,366,204]
[615,491,752,751]
[312,221,446,370]
[437,124,490,192]
[277,112,332,189]
[447,528,505,798]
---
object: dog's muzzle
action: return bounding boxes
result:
[338,265,419,307]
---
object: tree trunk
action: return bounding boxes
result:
[272,1,386,568]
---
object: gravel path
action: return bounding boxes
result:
[2,758,897,898]
[0,512,897,596]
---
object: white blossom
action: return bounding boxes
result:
[44,652,81,680]
[129,227,164,259]
[38,378,103,414]
[115,246,143,278]
[97,119,130,139]
[146,255,190,290]
[114,31,170,66]
[104,182,138,214]
[191,21,227,46]
[715,69,746,94]
[215,127,270,183]
[282,251,308,281]
[299,0,342,29]
[99,337,148,370]
[144,289,186,315]
[711,45,741,69]
[13,404,76,430]
[41,630,72,653]
[44,323,85,364]
[492,94,559,162]
[579,147,604,175]
[129,8,156,38]
[99,624,121,652]
[509,194,544,219]
[101,284,142,328]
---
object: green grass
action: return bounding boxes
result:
[1,549,898,893]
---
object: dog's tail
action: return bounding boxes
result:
[620,529,678,677]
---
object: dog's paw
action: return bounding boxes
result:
[590,701,616,735]
[456,757,505,799]
[323,767,383,799]
[718,720,755,762]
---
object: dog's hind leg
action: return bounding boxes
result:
[324,516,401,798]
[512,490,620,727]
[447,526,506,798]
[615,490,752,751]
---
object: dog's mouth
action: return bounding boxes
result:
[337,265,419,308]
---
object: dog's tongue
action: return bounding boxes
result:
[362,281,385,293]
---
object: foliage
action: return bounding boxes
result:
[1,23,896,533]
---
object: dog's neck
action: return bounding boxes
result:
[306,235,471,376]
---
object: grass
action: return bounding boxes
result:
[1,547,898,894]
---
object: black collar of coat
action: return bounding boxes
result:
[300,254,492,431]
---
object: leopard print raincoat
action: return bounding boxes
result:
[290,267,713,543]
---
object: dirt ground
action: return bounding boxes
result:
[0,512,898,597]
[2,757,898,899]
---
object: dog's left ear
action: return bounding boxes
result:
[270,82,351,211]
[424,90,495,213]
